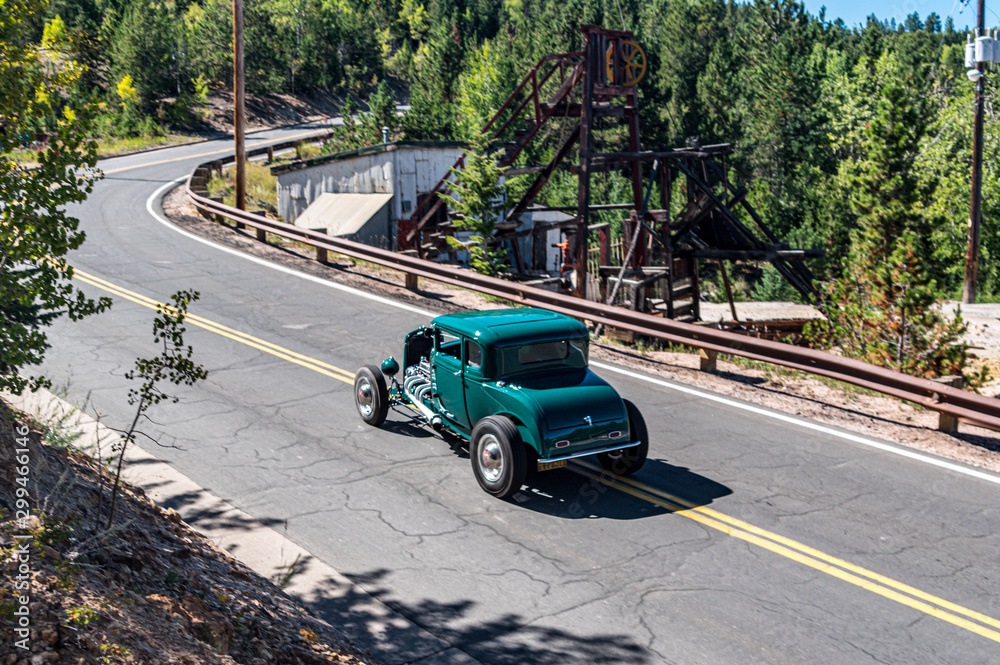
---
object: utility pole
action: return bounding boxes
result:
[963,0,986,304]
[233,0,246,211]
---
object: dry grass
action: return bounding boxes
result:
[5,133,201,166]
[207,160,279,215]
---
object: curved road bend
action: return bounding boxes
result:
[34,125,1000,664]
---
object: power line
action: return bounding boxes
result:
[613,0,627,31]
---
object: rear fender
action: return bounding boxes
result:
[492,412,542,455]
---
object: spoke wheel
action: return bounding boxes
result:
[471,416,527,500]
[354,365,389,426]
[606,39,647,87]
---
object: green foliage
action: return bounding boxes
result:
[65,606,99,626]
[207,160,279,214]
[751,264,798,302]
[108,0,177,108]
[804,54,987,388]
[1,0,111,396]
[124,290,209,411]
[21,0,1000,381]
[324,81,401,152]
[456,38,519,139]
[439,135,511,276]
[366,80,401,139]
[107,290,208,527]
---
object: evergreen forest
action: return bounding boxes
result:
[9,0,1000,381]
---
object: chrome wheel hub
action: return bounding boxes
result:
[478,434,504,483]
[356,379,374,417]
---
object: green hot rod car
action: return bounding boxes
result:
[353,308,648,499]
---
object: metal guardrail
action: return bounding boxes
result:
[185,153,1000,433]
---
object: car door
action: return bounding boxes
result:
[433,328,470,429]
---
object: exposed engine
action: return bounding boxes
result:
[403,359,432,404]
[403,359,442,429]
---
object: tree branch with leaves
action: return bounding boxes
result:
[106,290,208,528]
[1,0,110,395]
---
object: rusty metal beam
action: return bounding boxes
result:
[575,30,597,296]
[185,171,1000,433]
[505,126,581,225]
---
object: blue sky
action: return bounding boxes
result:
[798,0,983,29]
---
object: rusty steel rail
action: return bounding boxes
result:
[185,159,1000,433]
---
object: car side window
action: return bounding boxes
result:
[437,330,461,360]
[466,340,482,370]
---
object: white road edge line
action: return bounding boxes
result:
[146,177,1000,488]
[145,176,435,318]
[590,361,1000,487]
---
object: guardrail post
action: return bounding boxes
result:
[250,212,267,242]
[700,348,718,373]
[317,247,328,263]
[934,375,964,433]
[207,197,224,223]
[405,273,419,291]
[267,146,274,163]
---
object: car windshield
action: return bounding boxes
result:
[499,338,588,376]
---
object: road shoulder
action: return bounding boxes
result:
[4,387,482,665]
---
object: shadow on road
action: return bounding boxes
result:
[158,489,288,531]
[301,566,654,665]
[513,458,731,520]
[376,415,731,520]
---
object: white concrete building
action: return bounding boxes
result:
[271,141,465,249]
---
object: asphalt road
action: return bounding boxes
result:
[34,125,1000,664]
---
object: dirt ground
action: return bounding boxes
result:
[0,408,379,665]
[186,91,344,136]
[161,187,1000,474]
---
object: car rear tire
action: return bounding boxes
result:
[355,365,389,426]
[471,416,527,500]
[598,399,648,476]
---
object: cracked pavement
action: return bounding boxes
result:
[30,127,1000,664]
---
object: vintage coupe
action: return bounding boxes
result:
[353,309,648,499]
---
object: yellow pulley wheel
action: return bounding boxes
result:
[606,39,647,87]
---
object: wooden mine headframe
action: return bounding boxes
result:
[403,24,821,320]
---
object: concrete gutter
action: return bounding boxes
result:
[4,387,481,665]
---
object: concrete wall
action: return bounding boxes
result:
[276,152,394,224]
[274,143,465,241]
[347,204,391,248]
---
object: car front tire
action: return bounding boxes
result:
[354,365,389,426]
[598,399,648,476]
[471,416,527,500]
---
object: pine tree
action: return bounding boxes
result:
[439,135,511,276]
[806,54,986,387]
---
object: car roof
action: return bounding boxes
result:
[432,308,589,347]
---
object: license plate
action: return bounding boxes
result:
[537,460,567,472]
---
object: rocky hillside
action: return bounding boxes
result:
[0,403,378,665]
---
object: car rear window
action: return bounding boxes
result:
[519,340,568,364]
[500,338,588,375]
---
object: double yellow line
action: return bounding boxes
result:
[571,460,1000,644]
[72,268,1000,645]
[72,269,355,385]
